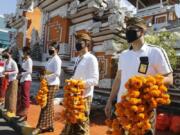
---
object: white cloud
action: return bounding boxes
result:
[0,15,4,18]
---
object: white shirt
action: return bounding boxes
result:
[73,52,99,98]
[45,55,62,86]
[0,61,5,77]
[117,44,172,102]
[20,57,33,83]
[5,58,19,82]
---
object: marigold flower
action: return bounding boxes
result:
[129,98,142,105]
[62,79,86,124]
[159,85,168,92]
[138,113,145,119]
[149,90,161,97]
[128,91,140,98]
[106,75,170,135]
[130,105,138,112]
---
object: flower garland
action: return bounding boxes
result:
[36,79,48,108]
[106,75,171,135]
[61,79,87,124]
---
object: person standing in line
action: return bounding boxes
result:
[2,49,19,118]
[32,42,62,134]
[16,46,33,122]
[105,17,173,135]
[0,58,6,105]
[61,32,99,135]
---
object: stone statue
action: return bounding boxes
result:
[31,28,40,46]
[108,10,125,30]
[107,0,121,9]
[88,0,108,17]
[30,28,42,61]
[68,0,79,15]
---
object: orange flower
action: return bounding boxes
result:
[106,75,170,135]
[130,105,138,112]
[137,113,145,120]
[128,90,140,98]
[36,79,48,108]
[145,76,156,87]
[129,77,143,89]
[159,85,168,92]
[150,98,157,108]
[62,79,86,124]
[137,106,145,113]
[128,98,142,105]
[149,90,161,97]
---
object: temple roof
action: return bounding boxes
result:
[128,0,177,9]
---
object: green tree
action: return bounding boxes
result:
[145,31,177,68]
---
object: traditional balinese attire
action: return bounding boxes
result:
[61,52,99,135]
[4,58,19,114]
[17,57,33,118]
[37,54,61,129]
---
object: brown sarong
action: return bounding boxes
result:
[5,80,18,113]
[36,85,59,129]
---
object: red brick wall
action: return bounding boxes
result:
[45,16,70,49]
[16,32,24,49]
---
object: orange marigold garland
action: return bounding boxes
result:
[62,79,87,124]
[36,79,48,108]
[106,75,171,135]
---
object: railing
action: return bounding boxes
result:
[166,19,180,29]
[152,22,168,31]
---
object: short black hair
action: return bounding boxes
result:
[50,42,60,52]
[2,48,12,54]
[22,46,31,55]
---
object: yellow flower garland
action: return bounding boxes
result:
[36,79,48,108]
[62,79,87,124]
[106,75,171,135]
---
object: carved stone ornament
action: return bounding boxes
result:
[92,22,101,33]
[68,0,79,15]
[88,0,108,17]
[108,10,125,30]
[107,0,121,9]
[103,40,122,54]
[31,28,40,46]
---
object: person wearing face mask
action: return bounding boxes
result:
[60,32,99,135]
[105,17,173,135]
[16,46,33,122]
[32,42,62,135]
[2,49,19,118]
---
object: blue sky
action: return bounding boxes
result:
[0,0,17,15]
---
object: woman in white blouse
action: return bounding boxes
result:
[32,42,62,134]
[16,46,33,122]
[2,49,19,117]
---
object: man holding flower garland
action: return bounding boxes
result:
[105,17,173,135]
[61,31,99,135]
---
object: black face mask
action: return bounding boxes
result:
[2,54,9,59]
[48,50,55,56]
[75,42,83,51]
[126,29,142,43]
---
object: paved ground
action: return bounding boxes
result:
[0,117,18,135]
